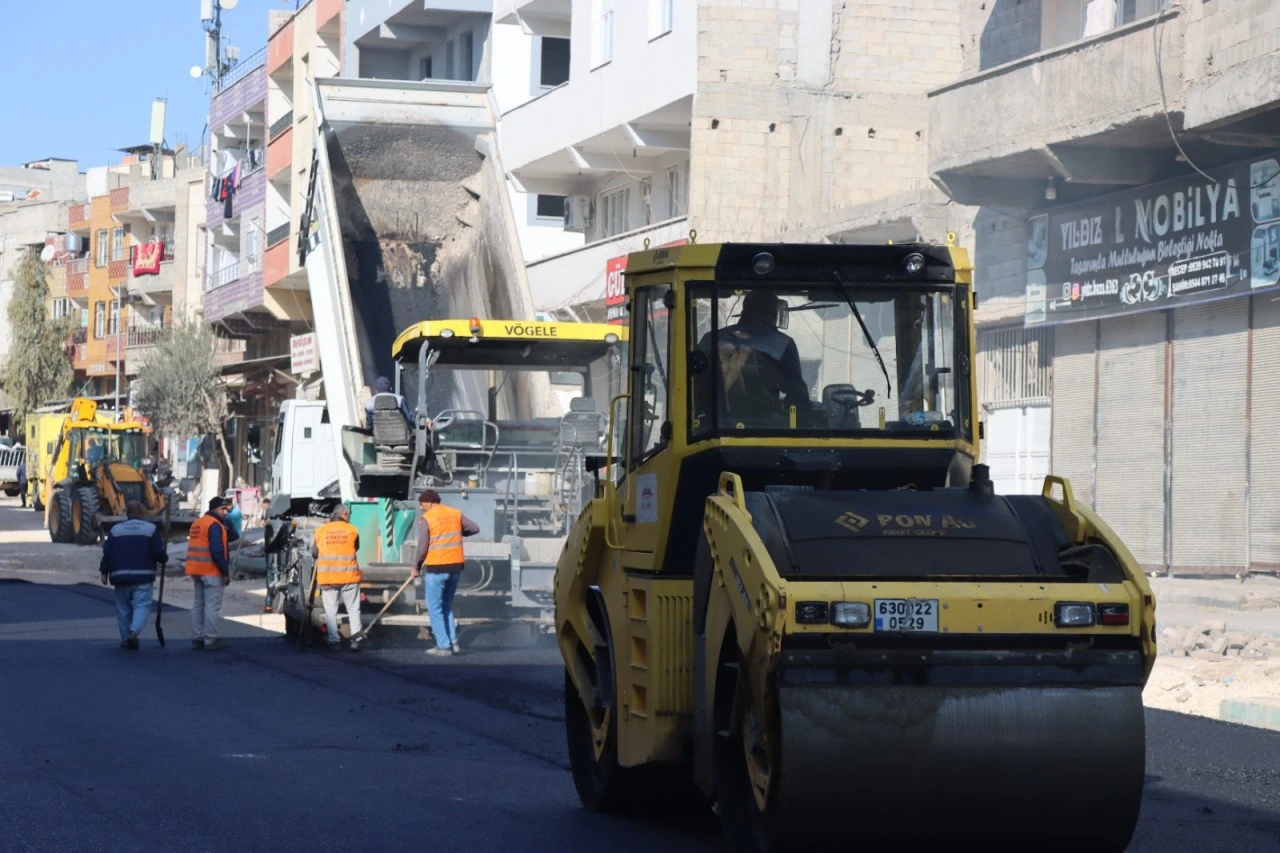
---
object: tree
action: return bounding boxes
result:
[133,317,233,487]
[0,250,75,428]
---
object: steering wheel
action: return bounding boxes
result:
[430,410,457,432]
[829,387,876,409]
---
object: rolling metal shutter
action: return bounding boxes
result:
[1095,313,1166,573]
[1051,321,1096,508]
[1250,296,1280,571]
[1171,302,1247,574]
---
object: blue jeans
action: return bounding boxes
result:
[114,583,154,639]
[423,571,460,649]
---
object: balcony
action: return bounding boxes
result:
[494,0,571,37]
[267,125,293,178]
[66,258,89,295]
[108,257,129,281]
[269,110,293,141]
[68,203,90,230]
[929,12,1190,208]
[109,186,129,213]
[216,46,267,94]
[127,243,178,295]
[208,263,242,291]
[127,324,167,349]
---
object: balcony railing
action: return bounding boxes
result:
[109,186,129,211]
[270,110,294,140]
[69,203,89,227]
[216,46,267,93]
[208,263,242,290]
[71,327,87,344]
[69,257,88,274]
[128,325,167,348]
[266,222,291,247]
[108,258,128,280]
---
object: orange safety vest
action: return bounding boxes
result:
[423,504,464,567]
[314,520,362,586]
[186,515,225,577]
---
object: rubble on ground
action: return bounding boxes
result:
[1157,621,1277,660]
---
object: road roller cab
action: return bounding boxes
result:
[554,237,1156,852]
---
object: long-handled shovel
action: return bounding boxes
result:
[155,561,168,647]
[348,574,416,646]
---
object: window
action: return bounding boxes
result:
[52,298,68,320]
[111,227,125,262]
[420,57,432,80]
[108,300,120,337]
[245,220,261,271]
[445,41,456,80]
[591,0,614,68]
[640,178,653,227]
[94,302,106,339]
[628,285,671,467]
[649,0,674,38]
[536,194,566,219]
[666,164,687,218]
[460,31,474,81]
[539,37,570,87]
[96,230,108,267]
[600,187,631,237]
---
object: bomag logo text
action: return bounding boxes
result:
[877,514,976,537]
[503,324,558,337]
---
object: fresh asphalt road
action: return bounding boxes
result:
[1,503,1278,851]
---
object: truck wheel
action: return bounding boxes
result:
[715,644,784,853]
[3,486,17,497]
[49,489,74,543]
[73,486,100,545]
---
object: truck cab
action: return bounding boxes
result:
[270,400,341,513]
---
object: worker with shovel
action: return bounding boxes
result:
[99,501,168,650]
[310,503,364,651]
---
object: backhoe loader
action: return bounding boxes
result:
[555,237,1155,851]
[42,397,192,544]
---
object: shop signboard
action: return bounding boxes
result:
[605,238,690,325]
[1025,153,1280,326]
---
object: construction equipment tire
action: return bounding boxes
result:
[714,643,784,853]
[49,488,74,543]
[73,486,100,546]
[564,668,636,813]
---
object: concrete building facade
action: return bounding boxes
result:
[492,0,974,325]
[929,0,1280,574]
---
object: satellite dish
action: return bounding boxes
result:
[39,245,55,263]
[219,0,238,9]
[190,66,203,79]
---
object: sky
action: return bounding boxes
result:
[0,0,302,169]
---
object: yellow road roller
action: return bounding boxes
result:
[554,237,1156,851]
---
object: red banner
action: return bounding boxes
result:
[131,241,164,276]
[604,238,689,325]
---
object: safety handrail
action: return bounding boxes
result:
[604,393,630,550]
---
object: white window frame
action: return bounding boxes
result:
[111,227,125,262]
[666,163,687,219]
[94,302,106,339]
[640,178,653,227]
[96,230,108,267]
[591,0,614,69]
[599,186,630,238]
[649,0,674,40]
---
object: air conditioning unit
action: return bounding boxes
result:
[564,195,591,233]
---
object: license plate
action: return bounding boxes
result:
[873,599,939,632]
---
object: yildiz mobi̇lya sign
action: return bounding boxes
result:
[1024,153,1280,326]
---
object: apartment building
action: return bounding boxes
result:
[492,0,971,326]
[345,0,492,83]
[928,0,1280,575]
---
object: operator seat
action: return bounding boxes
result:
[371,393,413,472]
[560,397,606,449]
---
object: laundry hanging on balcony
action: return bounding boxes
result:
[132,241,165,276]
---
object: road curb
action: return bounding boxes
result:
[1219,698,1280,733]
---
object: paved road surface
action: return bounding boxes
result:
[0,500,1277,851]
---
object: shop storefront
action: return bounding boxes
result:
[1025,152,1280,576]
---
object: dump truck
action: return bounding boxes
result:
[275,318,626,643]
[40,397,194,544]
[554,238,1156,851]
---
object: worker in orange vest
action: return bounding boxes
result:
[411,489,480,656]
[186,496,237,650]
[309,503,364,650]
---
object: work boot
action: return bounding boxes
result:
[425,647,452,657]
[192,639,205,650]
[127,632,140,650]
[120,638,130,649]
[451,643,461,654]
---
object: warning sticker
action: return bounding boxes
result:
[636,474,658,524]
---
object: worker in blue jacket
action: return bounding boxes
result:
[100,501,169,650]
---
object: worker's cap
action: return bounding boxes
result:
[374,376,393,392]
[418,489,441,504]
[208,496,230,512]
